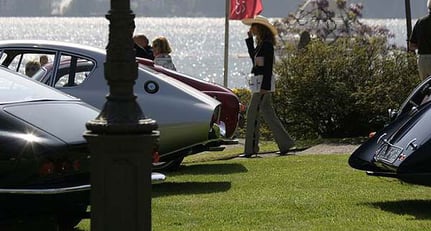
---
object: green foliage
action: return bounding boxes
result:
[255,0,421,139]
[232,1,420,140]
[273,38,420,139]
[233,38,419,139]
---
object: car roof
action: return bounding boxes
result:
[0,40,106,60]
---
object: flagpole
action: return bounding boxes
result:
[223,0,230,87]
[404,0,412,51]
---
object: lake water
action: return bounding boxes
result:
[0,17,412,88]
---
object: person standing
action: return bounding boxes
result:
[152,36,177,71]
[240,15,295,157]
[25,60,41,77]
[409,0,431,80]
[39,55,49,66]
[133,33,154,60]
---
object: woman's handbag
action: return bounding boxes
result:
[248,74,263,93]
[248,74,275,93]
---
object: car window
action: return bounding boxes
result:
[54,56,94,87]
[0,49,96,88]
[48,54,95,88]
[0,52,6,65]
[9,53,40,76]
[0,67,73,104]
[0,51,55,77]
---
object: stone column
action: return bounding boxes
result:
[84,0,158,230]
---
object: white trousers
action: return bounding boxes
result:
[418,54,431,80]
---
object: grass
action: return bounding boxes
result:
[76,142,431,231]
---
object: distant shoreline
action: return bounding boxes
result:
[0,16,418,20]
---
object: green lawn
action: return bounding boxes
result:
[77,147,431,231]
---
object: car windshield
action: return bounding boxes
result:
[0,67,74,104]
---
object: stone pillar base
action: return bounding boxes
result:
[84,131,159,231]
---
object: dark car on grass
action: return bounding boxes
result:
[0,66,97,229]
[0,65,166,229]
[349,76,431,187]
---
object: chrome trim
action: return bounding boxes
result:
[366,171,397,178]
[374,139,404,164]
[0,172,167,194]
[152,172,166,184]
[406,138,418,151]
[218,121,226,138]
[376,133,387,144]
[0,184,90,195]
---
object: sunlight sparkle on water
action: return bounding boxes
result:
[0,17,410,88]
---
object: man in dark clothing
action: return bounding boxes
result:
[133,34,154,60]
[409,0,431,79]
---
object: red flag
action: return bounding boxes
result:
[229,0,263,20]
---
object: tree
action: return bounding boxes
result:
[274,0,393,44]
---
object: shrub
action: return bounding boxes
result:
[233,0,420,140]
[273,38,420,139]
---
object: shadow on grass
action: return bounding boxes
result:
[368,199,431,220]
[173,163,248,175]
[153,181,231,197]
[0,219,86,231]
[152,163,242,197]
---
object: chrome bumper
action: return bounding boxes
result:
[0,184,90,195]
[0,172,166,194]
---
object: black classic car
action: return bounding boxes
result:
[0,66,97,228]
[349,76,431,187]
[0,66,165,229]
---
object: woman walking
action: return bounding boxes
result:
[240,15,295,157]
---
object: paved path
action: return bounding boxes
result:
[228,139,360,157]
[297,143,359,155]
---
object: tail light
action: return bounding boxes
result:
[152,151,160,163]
[152,143,160,163]
[73,160,81,171]
[39,159,82,176]
[58,161,72,172]
[39,161,55,176]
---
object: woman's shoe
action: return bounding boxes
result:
[277,147,298,156]
[276,150,289,155]
[238,153,255,158]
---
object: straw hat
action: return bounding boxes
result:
[242,15,278,35]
